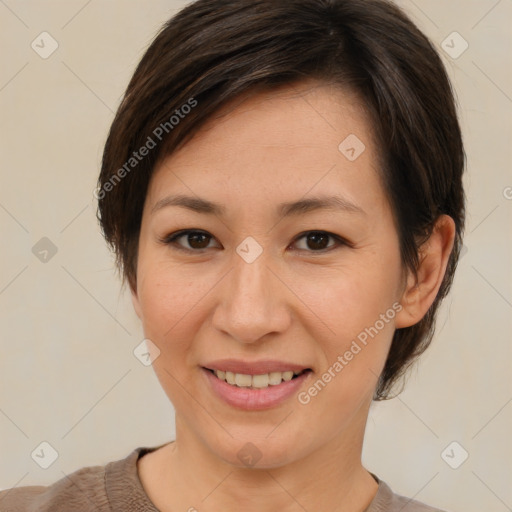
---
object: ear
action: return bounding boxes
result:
[395,215,456,329]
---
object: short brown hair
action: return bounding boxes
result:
[97,0,466,399]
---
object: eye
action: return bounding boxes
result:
[161,230,221,251]
[161,229,349,253]
[291,231,347,252]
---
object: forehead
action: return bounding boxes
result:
[147,81,384,212]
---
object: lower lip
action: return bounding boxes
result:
[202,368,311,411]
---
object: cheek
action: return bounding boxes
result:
[135,262,213,403]
[296,278,398,423]
[297,254,400,337]
[136,259,208,345]
[297,251,401,391]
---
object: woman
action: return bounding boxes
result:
[0,0,465,510]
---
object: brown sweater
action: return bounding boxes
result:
[0,445,447,511]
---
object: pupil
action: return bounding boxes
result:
[307,232,328,250]
[189,232,210,249]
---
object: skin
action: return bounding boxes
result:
[132,80,455,512]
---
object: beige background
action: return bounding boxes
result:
[0,1,511,510]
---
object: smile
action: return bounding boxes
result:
[208,368,308,389]
[201,364,312,410]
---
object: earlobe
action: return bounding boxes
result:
[395,215,456,329]
[394,276,421,328]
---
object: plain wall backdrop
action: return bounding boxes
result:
[1,1,511,511]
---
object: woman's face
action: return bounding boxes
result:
[133,81,409,468]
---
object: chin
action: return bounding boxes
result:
[198,423,310,470]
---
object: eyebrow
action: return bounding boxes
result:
[151,193,365,217]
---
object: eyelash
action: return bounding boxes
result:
[160,229,351,254]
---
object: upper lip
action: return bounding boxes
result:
[203,359,311,375]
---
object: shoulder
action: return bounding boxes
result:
[369,474,450,512]
[0,446,158,512]
[0,464,108,512]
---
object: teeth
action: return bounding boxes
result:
[268,372,283,385]
[235,373,252,387]
[212,369,305,388]
[252,374,269,388]
[282,371,294,382]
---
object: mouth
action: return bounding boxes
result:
[204,367,311,389]
[201,362,313,410]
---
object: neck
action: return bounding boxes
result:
[139,411,378,512]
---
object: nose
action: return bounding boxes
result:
[211,253,291,344]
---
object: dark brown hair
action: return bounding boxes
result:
[97,0,465,399]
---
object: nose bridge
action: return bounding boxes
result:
[212,250,290,343]
[232,254,269,305]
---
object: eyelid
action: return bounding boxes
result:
[290,231,352,252]
[160,229,222,251]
